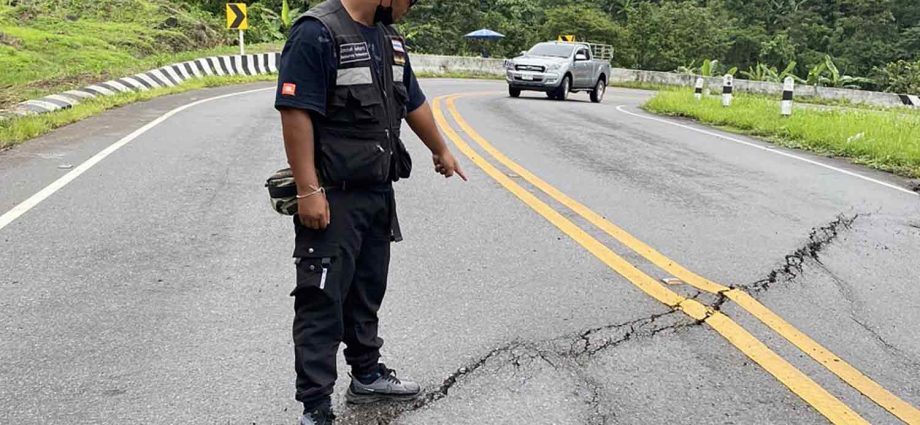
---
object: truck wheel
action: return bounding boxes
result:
[509,87,521,98]
[590,78,606,103]
[553,76,571,101]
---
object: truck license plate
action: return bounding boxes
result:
[521,73,534,81]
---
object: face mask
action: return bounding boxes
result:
[373,1,394,25]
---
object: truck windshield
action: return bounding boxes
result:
[527,43,575,58]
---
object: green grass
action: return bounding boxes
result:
[0,1,281,108]
[415,71,504,80]
[611,80,908,110]
[609,81,677,91]
[0,74,276,150]
[643,89,920,178]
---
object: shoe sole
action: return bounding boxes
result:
[345,387,421,405]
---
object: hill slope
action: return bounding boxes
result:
[0,0,240,109]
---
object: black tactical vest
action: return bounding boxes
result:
[298,0,412,188]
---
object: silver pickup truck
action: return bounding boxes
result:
[505,41,611,102]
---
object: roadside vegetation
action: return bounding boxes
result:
[414,71,503,80]
[643,89,920,178]
[401,0,920,95]
[0,0,300,148]
[0,75,274,150]
[0,0,285,109]
[611,81,903,111]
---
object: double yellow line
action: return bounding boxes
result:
[431,93,920,425]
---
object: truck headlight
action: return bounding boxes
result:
[546,63,562,71]
[504,60,515,70]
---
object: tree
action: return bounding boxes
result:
[398,0,481,55]
[825,0,899,77]
[624,2,732,71]
[540,4,621,45]
[192,0,920,89]
[877,59,920,94]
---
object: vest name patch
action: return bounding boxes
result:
[340,42,371,64]
[391,37,406,66]
[282,83,297,96]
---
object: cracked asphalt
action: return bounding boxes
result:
[1,80,919,424]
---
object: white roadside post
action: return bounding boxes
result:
[781,76,795,117]
[239,30,245,55]
[722,74,733,107]
[694,77,704,101]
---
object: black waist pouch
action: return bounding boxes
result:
[392,137,412,181]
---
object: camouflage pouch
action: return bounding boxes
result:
[266,168,298,216]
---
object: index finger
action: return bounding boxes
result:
[455,165,468,182]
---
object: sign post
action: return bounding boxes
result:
[781,76,795,117]
[722,74,734,107]
[227,3,249,55]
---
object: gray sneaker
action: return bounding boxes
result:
[346,364,422,404]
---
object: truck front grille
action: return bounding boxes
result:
[515,65,545,72]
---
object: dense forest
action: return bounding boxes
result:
[184,0,920,93]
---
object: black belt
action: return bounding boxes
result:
[324,180,393,192]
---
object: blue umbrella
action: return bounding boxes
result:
[464,29,505,40]
[464,29,505,57]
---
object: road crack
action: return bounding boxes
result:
[572,310,679,358]
[344,212,872,424]
[816,261,920,369]
[743,213,859,292]
[342,309,691,424]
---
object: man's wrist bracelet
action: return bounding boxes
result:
[296,186,325,199]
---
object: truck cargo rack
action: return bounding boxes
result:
[586,43,614,62]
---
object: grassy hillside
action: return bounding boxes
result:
[0,0,278,109]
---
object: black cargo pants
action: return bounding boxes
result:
[291,184,400,408]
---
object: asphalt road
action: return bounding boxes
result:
[1,79,918,425]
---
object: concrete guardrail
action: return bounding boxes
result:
[7,53,917,119]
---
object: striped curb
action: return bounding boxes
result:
[10,53,281,117]
[899,94,920,108]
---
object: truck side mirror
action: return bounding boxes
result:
[575,53,588,61]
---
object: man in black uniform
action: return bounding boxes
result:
[274,0,466,423]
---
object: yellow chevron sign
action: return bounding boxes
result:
[557,35,576,42]
[226,3,248,30]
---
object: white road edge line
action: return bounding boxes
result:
[615,105,919,197]
[0,87,275,232]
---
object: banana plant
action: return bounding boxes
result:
[740,67,757,80]
[676,60,697,75]
[700,59,719,77]
[740,63,769,81]
[282,0,291,28]
[819,55,874,89]
[776,61,799,81]
[676,59,732,77]
[740,62,798,82]
[281,0,302,30]
[804,62,826,85]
